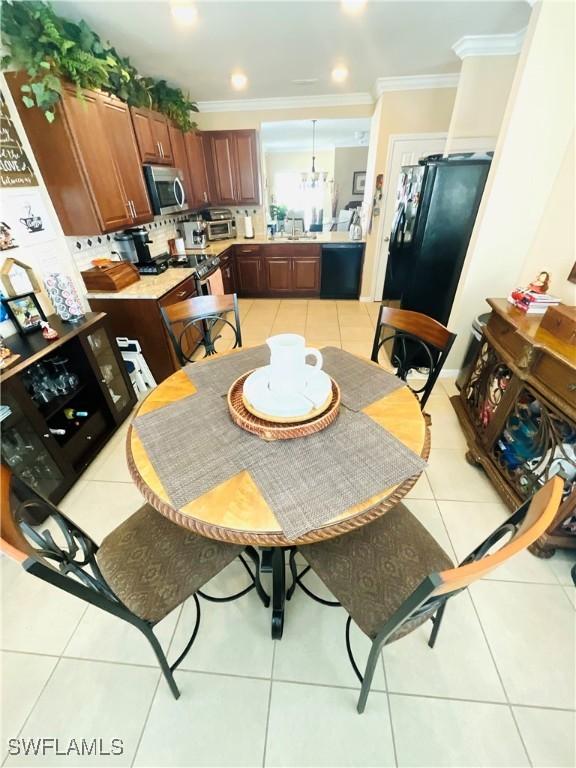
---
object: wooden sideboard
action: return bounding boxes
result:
[452,298,576,557]
[1,313,136,504]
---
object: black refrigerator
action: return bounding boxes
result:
[382,154,491,326]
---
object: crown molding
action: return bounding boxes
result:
[196,92,373,113]
[373,73,459,98]
[452,29,526,59]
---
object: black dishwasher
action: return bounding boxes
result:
[320,243,364,299]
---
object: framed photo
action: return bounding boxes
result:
[1,292,46,334]
[352,171,366,196]
[568,262,576,285]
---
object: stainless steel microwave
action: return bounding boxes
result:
[143,165,187,215]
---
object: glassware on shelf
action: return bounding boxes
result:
[22,357,80,406]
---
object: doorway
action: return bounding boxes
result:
[372,133,446,301]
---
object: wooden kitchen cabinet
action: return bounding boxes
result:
[168,125,194,209]
[184,131,211,207]
[6,74,149,236]
[131,106,173,165]
[205,130,261,205]
[235,246,264,296]
[99,96,154,226]
[209,132,237,205]
[292,254,321,293]
[264,258,292,294]
[219,248,236,294]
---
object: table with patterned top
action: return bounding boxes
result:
[127,350,429,638]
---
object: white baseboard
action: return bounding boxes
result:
[359,296,374,303]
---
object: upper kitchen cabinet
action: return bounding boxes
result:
[6,75,151,236]
[130,106,174,165]
[99,96,153,226]
[184,131,212,208]
[168,124,194,209]
[206,130,262,206]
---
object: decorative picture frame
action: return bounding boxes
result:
[568,262,576,285]
[352,171,366,196]
[1,292,46,335]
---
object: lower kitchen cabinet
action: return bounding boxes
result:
[0,313,136,504]
[88,275,199,383]
[219,248,237,294]
[234,243,321,297]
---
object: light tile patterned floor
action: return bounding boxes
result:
[1,300,575,767]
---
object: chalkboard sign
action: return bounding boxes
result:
[0,89,38,188]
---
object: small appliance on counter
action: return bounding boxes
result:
[171,252,222,294]
[182,219,208,249]
[200,208,237,241]
[349,211,362,241]
[114,228,170,275]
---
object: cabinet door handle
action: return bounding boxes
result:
[160,142,165,158]
[157,141,163,158]
[176,290,187,297]
[43,433,50,439]
[130,200,136,218]
[568,383,576,392]
[125,200,133,220]
[203,192,208,202]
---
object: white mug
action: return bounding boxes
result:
[266,334,323,396]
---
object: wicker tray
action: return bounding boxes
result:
[228,370,341,440]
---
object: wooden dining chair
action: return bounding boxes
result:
[289,476,563,713]
[0,464,269,700]
[161,293,242,365]
[370,306,456,408]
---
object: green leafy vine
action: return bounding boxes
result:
[1,0,198,130]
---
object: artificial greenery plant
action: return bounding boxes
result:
[1,0,198,129]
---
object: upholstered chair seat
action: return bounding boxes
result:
[299,503,453,640]
[97,504,243,623]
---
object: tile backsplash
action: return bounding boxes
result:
[70,207,267,273]
[69,213,190,272]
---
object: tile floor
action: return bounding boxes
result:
[2,299,575,767]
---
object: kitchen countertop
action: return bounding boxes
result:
[84,233,365,302]
[85,267,197,301]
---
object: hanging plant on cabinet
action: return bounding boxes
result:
[1,0,198,130]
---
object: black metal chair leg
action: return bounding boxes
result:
[286,548,299,600]
[142,624,181,700]
[244,546,271,607]
[428,601,447,649]
[170,594,201,672]
[357,639,382,714]
[271,547,286,639]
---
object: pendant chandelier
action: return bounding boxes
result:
[301,120,328,189]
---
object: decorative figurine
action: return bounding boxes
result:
[527,271,550,294]
[40,320,59,340]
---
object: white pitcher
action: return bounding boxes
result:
[266,334,323,397]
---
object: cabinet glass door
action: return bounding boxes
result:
[87,328,130,413]
[1,392,64,497]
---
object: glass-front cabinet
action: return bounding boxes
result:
[1,387,66,499]
[86,328,131,417]
[0,314,136,503]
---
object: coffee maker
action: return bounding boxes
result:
[114,228,170,274]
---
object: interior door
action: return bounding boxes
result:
[99,96,153,226]
[373,135,446,300]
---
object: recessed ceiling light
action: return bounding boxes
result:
[170,2,198,25]
[331,65,349,84]
[341,0,367,16]
[231,72,248,91]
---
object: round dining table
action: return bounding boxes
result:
[127,353,429,639]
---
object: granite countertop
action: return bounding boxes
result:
[84,233,365,302]
[84,267,197,301]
